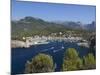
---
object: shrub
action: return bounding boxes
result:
[25,53,55,73]
[62,48,83,71]
[83,53,96,69]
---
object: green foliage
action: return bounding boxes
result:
[24,53,55,73]
[62,58,83,71]
[83,53,96,69]
[24,48,96,73]
[11,16,93,40]
[62,48,96,71]
[62,48,83,71]
[64,48,79,59]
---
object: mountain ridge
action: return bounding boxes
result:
[11,16,96,38]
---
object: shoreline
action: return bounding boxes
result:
[11,36,89,48]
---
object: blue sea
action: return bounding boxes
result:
[11,41,89,74]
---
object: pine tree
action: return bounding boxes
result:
[25,53,55,73]
[62,48,83,71]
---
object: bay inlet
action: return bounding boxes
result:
[11,41,89,74]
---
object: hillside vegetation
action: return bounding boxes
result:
[11,16,95,40]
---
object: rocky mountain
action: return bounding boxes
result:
[54,21,96,31]
[84,21,96,31]
[11,16,96,38]
[11,17,68,37]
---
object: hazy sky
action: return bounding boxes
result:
[12,0,96,24]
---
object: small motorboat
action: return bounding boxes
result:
[61,45,64,49]
[51,47,54,49]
